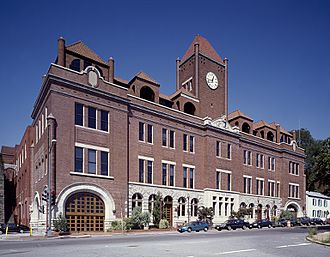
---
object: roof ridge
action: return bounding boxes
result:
[66,41,107,65]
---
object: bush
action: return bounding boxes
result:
[279,210,293,220]
[159,219,169,229]
[130,207,150,229]
[53,214,68,232]
[308,227,318,237]
[111,220,126,230]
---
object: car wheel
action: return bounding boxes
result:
[258,225,261,229]
[227,226,232,231]
[268,224,272,228]
[242,225,247,230]
[204,227,208,232]
[19,229,24,233]
[187,227,192,233]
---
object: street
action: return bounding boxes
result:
[0,226,329,257]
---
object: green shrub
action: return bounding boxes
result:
[308,227,318,237]
[159,219,169,229]
[53,213,68,232]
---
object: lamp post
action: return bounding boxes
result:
[47,114,56,237]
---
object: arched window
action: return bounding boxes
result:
[265,204,270,220]
[132,193,143,210]
[272,205,277,217]
[84,60,92,70]
[140,86,155,102]
[260,131,265,138]
[177,197,186,217]
[242,123,250,133]
[267,131,274,142]
[148,194,156,213]
[249,203,254,218]
[235,121,239,127]
[191,198,198,217]
[69,59,81,72]
[240,202,247,209]
[183,102,196,115]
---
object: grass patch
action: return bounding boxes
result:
[320,235,330,244]
[308,227,318,238]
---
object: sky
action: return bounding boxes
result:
[0,0,329,147]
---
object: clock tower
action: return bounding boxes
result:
[176,35,228,119]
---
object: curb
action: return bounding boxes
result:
[306,236,330,247]
[57,235,91,239]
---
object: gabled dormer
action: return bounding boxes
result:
[228,110,253,134]
[128,71,160,103]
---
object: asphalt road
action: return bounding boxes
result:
[0,226,329,257]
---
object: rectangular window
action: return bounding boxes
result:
[162,163,167,185]
[256,153,259,167]
[271,158,275,171]
[139,159,144,183]
[260,155,264,168]
[183,167,187,188]
[100,151,108,176]
[75,103,83,126]
[139,122,144,141]
[162,128,167,146]
[227,173,231,191]
[169,130,175,148]
[247,151,251,165]
[189,168,194,188]
[88,149,96,174]
[216,171,220,190]
[147,124,153,143]
[169,164,174,186]
[183,134,188,151]
[100,110,109,132]
[189,135,194,153]
[88,107,97,129]
[227,144,231,159]
[243,150,247,164]
[147,160,153,183]
[243,176,252,194]
[74,147,83,172]
[268,181,275,197]
[276,182,280,197]
[256,179,264,195]
[216,141,221,157]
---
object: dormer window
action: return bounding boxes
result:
[84,60,92,70]
[70,59,81,72]
[242,122,250,133]
[267,131,274,142]
[140,86,155,102]
[184,102,196,115]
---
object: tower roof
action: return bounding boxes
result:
[181,35,223,63]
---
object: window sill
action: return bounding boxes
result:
[75,125,109,134]
[70,171,114,180]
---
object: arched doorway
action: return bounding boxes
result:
[256,204,262,221]
[65,192,105,232]
[286,203,298,218]
[164,196,173,227]
[265,204,270,220]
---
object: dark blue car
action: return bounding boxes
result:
[177,221,209,233]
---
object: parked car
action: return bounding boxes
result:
[251,219,274,229]
[324,218,330,224]
[279,218,298,227]
[310,218,324,225]
[0,223,30,234]
[297,217,311,226]
[215,219,251,231]
[177,221,209,233]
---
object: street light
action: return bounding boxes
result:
[47,114,56,237]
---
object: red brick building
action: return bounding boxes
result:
[4,35,305,232]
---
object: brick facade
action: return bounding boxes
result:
[4,35,305,231]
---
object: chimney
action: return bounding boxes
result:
[57,37,65,67]
[224,58,229,118]
[108,57,114,83]
[194,42,199,97]
[275,124,281,143]
[176,57,181,91]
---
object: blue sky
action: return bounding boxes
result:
[1,0,329,147]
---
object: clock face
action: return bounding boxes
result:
[206,72,218,90]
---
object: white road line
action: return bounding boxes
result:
[276,243,311,248]
[218,248,257,255]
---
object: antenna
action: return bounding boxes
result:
[298,119,301,146]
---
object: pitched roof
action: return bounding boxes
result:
[66,41,107,65]
[269,122,292,136]
[228,110,253,121]
[253,120,272,130]
[181,35,223,63]
[132,71,159,85]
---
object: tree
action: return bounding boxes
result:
[152,192,164,227]
[130,207,150,229]
[294,129,329,195]
[231,207,252,219]
[197,206,214,225]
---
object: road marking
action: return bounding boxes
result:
[276,243,311,248]
[218,248,256,255]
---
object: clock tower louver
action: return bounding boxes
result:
[176,35,228,119]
